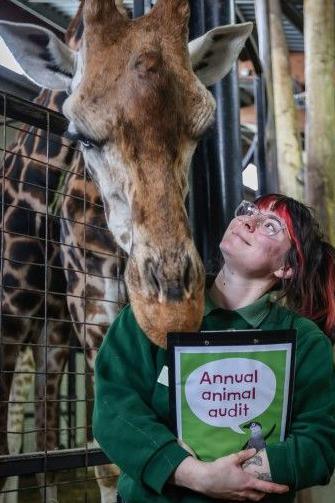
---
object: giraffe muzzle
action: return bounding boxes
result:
[144,254,195,302]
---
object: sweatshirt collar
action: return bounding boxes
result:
[204,292,273,328]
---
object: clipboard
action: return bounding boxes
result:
[168,329,296,461]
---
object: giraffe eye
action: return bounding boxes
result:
[80,138,94,149]
[65,129,106,150]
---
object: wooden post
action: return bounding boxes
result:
[254,0,279,193]
[304,0,335,244]
[269,0,303,200]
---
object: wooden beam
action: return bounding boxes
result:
[304,0,335,244]
[269,0,303,200]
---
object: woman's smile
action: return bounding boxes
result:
[231,230,251,246]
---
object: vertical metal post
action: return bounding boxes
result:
[67,343,76,448]
[189,0,205,36]
[254,75,267,195]
[188,0,212,269]
[133,0,145,18]
[255,0,279,192]
[205,0,243,265]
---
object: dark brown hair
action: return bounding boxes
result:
[255,194,335,340]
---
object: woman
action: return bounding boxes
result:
[93,194,335,502]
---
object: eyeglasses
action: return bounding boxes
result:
[234,200,287,237]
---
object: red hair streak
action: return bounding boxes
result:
[256,195,304,268]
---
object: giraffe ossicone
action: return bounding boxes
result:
[0,0,252,347]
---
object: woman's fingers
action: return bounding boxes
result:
[240,490,266,501]
[235,448,257,464]
[250,477,289,494]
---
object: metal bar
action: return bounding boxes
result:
[133,0,145,18]
[2,200,110,235]
[1,228,124,262]
[67,339,77,448]
[0,85,7,458]
[1,283,124,306]
[0,150,81,179]
[8,0,68,32]
[254,75,267,194]
[235,6,263,75]
[2,257,122,284]
[242,133,257,170]
[1,175,104,212]
[2,0,65,36]
[254,0,279,193]
[1,312,114,329]
[1,257,123,284]
[0,92,68,135]
[0,448,110,477]
[0,65,40,102]
[187,0,212,269]
[2,398,91,405]
[205,0,243,261]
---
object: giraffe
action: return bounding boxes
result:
[0,0,253,347]
[0,0,253,500]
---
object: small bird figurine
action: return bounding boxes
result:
[243,421,266,451]
[243,421,276,451]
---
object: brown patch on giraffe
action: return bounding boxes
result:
[86,301,107,318]
[132,199,146,225]
[86,284,102,300]
[65,192,84,220]
[53,349,68,367]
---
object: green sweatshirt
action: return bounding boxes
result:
[93,294,335,503]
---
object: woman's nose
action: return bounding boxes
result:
[243,216,258,232]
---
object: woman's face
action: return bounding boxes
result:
[220,207,292,279]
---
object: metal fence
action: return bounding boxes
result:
[0,92,127,501]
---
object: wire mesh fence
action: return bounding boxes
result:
[0,91,127,502]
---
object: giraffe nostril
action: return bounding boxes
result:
[183,257,192,292]
[147,262,160,294]
[166,285,184,301]
[144,255,196,301]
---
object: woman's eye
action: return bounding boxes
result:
[264,220,280,233]
[265,222,275,232]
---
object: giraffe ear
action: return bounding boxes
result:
[188,22,253,87]
[0,21,76,90]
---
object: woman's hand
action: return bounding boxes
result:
[242,449,272,482]
[172,448,289,501]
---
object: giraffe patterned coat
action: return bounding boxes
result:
[93,294,335,503]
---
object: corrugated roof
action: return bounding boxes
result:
[22,0,305,52]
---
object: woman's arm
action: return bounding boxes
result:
[242,449,272,481]
[172,448,289,501]
[261,324,335,489]
[93,306,190,495]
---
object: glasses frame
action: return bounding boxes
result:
[234,200,288,238]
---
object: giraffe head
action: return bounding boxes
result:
[0,1,252,347]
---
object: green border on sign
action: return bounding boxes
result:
[179,350,287,461]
